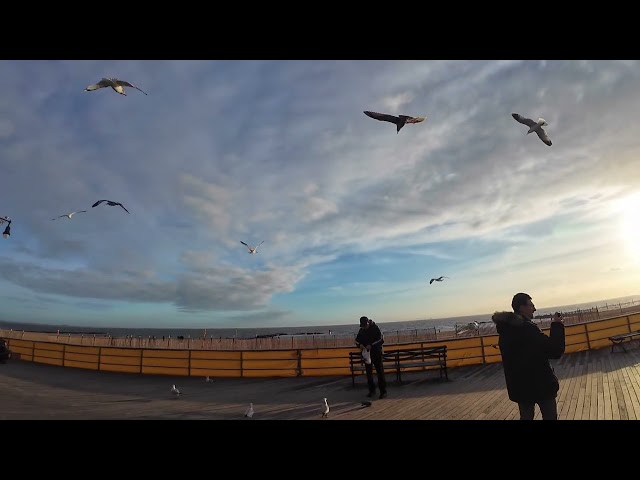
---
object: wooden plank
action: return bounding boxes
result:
[580,352,592,420]
[5,345,640,420]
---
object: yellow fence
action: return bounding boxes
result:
[5,313,640,378]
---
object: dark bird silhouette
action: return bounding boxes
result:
[429,276,449,285]
[511,113,552,146]
[363,110,426,133]
[92,200,130,214]
[84,77,148,96]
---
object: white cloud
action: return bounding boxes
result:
[1,60,639,327]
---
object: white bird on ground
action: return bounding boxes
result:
[205,376,212,382]
[84,77,148,96]
[171,384,181,397]
[51,211,87,221]
[511,113,553,146]
[240,240,264,254]
[244,403,254,418]
[322,398,330,417]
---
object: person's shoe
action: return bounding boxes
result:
[379,392,387,399]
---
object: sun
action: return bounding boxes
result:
[617,192,640,263]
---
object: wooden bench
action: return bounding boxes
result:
[349,345,448,387]
[609,330,640,352]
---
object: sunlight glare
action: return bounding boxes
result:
[617,192,640,264]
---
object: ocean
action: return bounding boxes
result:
[1,294,638,339]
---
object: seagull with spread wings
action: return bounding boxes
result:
[429,276,450,285]
[363,110,426,133]
[92,199,130,214]
[51,211,87,221]
[84,77,148,96]
[511,113,552,146]
[240,240,264,254]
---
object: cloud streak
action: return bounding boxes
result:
[0,60,639,327]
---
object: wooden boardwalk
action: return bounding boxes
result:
[1,345,640,419]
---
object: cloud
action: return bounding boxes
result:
[1,60,639,326]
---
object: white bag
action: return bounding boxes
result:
[361,348,372,365]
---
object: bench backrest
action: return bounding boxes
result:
[610,330,640,341]
[349,346,447,365]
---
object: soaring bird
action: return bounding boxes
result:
[363,110,426,133]
[92,200,130,214]
[51,211,87,221]
[429,276,449,285]
[321,398,330,417]
[240,240,264,254]
[511,113,552,146]
[84,78,148,96]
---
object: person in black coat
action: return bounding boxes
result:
[355,316,387,398]
[492,292,565,420]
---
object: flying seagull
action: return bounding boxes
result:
[84,77,148,96]
[92,199,130,214]
[363,110,426,133]
[51,211,87,221]
[458,321,480,335]
[429,276,449,285]
[511,113,552,146]
[240,240,264,254]
[171,384,181,397]
[244,403,254,418]
[322,398,330,417]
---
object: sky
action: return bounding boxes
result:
[0,60,638,329]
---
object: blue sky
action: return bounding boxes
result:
[0,60,639,329]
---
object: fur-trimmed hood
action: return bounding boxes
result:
[491,311,529,327]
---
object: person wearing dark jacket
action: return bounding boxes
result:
[355,316,387,398]
[492,292,565,420]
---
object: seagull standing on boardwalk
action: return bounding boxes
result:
[244,403,254,418]
[171,384,181,397]
[429,276,449,285]
[84,78,148,96]
[240,240,264,254]
[92,199,130,214]
[363,110,426,133]
[322,398,330,417]
[511,113,553,146]
[51,211,87,221]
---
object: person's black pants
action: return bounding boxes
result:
[365,352,387,394]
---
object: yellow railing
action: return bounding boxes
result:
[5,313,640,378]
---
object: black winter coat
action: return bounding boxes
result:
[492,311,565,403]
[355,321,385,358]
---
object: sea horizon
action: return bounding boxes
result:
[1,294,638,340]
